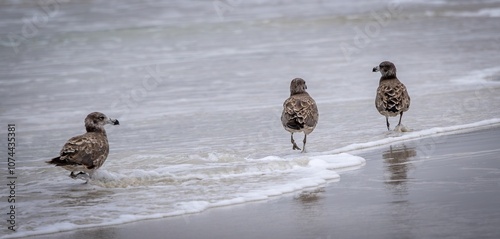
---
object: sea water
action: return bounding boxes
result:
[1,0,500,237]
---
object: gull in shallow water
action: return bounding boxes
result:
[281,78,319,152]
[46,112,119,182]
[373,61,411,131]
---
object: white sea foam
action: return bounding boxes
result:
[451,66,500,85]
[3,153,364,239]
[323,118,500,155]
[443,8,500,18]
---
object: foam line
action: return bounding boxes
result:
[321,118,500,155]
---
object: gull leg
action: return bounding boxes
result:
[386,116,390,131]
[85,171,95,184]
[70,172,91,182]
[301,134,307,153]
[291,133,301,150]
[397,112,404,127]
[79,173,91,184]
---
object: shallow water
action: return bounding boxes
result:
[1,0,500,237]
[42,127,499,239]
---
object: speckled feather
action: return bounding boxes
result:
[375,79,410,117]
[57,132,110,170]
[282,93,319,134]
[281,78,318,134]
[47,112,119,176]
[374,61,410,118]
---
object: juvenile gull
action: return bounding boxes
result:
[281,78,319,152]
[46,112,119,181]
[373,61,410,131]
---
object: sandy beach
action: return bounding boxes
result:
[32,126,500,239]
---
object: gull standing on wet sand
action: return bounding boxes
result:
[281,78,319,152]
[46,112,120,182]
[373,61,410,131]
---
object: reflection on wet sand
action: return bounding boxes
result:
[382,144,418,236]
[295,187,325,203]
[383,144,417,195]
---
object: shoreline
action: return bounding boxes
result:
[322,118,500,156]
[22,124,500,239]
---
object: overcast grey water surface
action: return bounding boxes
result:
[1,0,500,237]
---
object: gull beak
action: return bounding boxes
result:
[108,118,120,125]
[372,66,380,72]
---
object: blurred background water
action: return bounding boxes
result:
[1,0,500,237]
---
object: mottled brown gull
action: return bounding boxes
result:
[281,78,319,153]
[373,61,410,131]
[46,112,119,181]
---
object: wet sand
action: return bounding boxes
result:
[34,126,500,239]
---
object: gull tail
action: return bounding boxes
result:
[46,156,70,166]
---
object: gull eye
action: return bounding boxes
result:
[99,116,105,120]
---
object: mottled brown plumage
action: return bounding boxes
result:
[46,112,119,181]
[281,78,319,152]
[373,61,410,130]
